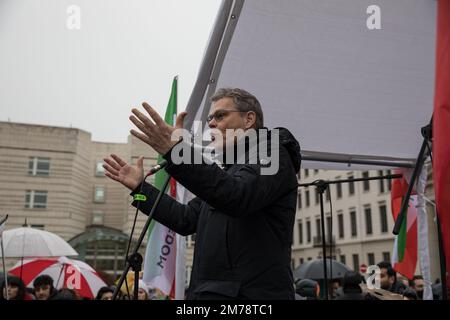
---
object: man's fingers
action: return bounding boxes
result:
[137,156,144,169]
[104,158,121,171]
[131,108,156,129]
[102,163,120,177]
[175,111,188,129]
[142,102,165,126]
[110,154,127,167]
[129,115,153,136]
[130,129,152,145]
[105,172,121,183]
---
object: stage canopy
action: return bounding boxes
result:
[185,0,437,170]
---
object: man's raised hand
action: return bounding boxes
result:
[129,102,187,155]
[103,154,144,190]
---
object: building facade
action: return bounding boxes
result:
[292,168,396,272]
[0,121,160,276]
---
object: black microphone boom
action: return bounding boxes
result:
[145,160,168,177]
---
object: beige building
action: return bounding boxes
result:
[293,168,397,272]
[292,167,441,283]
[0,121,171,277]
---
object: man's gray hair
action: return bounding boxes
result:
[210,88,264,129]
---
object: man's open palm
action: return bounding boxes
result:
[103,154,144,190]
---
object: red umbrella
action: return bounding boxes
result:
[9,257,106,299]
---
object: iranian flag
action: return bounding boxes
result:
[391,169,418,279]
[142,76,186,299]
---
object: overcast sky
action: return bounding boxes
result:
[0,0,221,142]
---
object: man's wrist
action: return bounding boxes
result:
[162,138,184,166]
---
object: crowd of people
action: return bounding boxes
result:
[1,261,442,300]
[0,274,169,300]
[294,261,443,300]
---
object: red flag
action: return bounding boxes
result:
[433,0,450,295]
[391,169,418,279]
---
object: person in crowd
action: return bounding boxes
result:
[33,275,55,300]
[330,279,342,299]
[96,286,114,300]
[50,288,81,300]
[402,287,418,300]
[137,280,149,300]
[0,276,34,300]
[409,275,425,300]
[377,261,406,294]
[335,271,367,300]
[294,279,319,300]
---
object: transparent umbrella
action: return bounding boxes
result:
[0,226,78,258]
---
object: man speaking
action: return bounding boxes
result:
[103,88,301,299]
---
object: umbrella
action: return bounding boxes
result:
[9,257,106,299]
[293,259,351,281]
[0,227,78,258]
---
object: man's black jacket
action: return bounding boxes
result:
[132,128,301,299]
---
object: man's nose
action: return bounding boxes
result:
[208,118,217,128]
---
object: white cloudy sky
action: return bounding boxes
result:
[0,0,221,142]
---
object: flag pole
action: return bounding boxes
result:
[1,215,9,300]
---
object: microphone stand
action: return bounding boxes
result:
[112,174,171,300]
[298,173,403,299]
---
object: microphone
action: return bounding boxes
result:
[145,160,168,177]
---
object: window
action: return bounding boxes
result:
[350,209,357,237]
[387,170,392,191]
[340,254,346,265]
[377,170,384,193]
[30,224,45,230]
[362,171,370,191]
[95,161,105,176]
[305,169,309,177]
[379,204,388,233]
[306,221,311,243]
[315,188,319,205]
[297,192,302,209]
[92,211,104,225]
[291,259,295,270]
[298,221,303,245]
[28,157,50,176]
[94,186,105,203]
[316,218,322,238]
[314,169,319,174]
[352,254,360,272]
[25,190,48,209]
[338,213,344,239]
[305,190,310,207]
[365,206,373,235]
[307,257,312,261]
[368,253,375,266]
[348,174,355,195]
[336,177,342,199]
[326,216,332,237]
[299,258,304,265]
[382,251,391,262]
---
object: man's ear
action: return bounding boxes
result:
[244,111,256,129]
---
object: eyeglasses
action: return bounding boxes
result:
[206,109,245,123]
